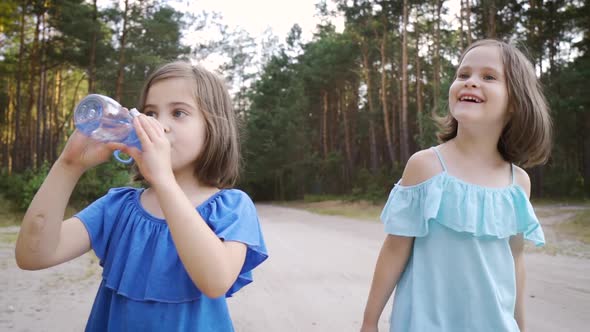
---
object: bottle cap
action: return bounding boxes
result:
[129,108,140,118]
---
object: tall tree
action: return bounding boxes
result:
[400,0,410,163]
[88,0,98,93]
[114,0,129,101]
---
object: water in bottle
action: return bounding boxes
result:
[74,94,142,163]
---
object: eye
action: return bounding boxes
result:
[457,72,469,79]
[144,110,157,118]
[172,109,187,118]
[483,74,496,80]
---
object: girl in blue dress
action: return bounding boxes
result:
[15,61,268,331]
[361,39,552,332]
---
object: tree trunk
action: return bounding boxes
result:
[3,84,13,170]
[51,68,63,161]
[25,12,41,171]
[12,3,27,173]
[361,41,379,173]
[466,0,472,44]
[37,12,47,169]
[416,30,423,146]
[459,0,465,50]
[342,87,353,174]
[379,19,395,165]
[432,0,442,116]
[486,0,497,38]
[400,0,410,163]
[390,57,399,161]
[115,0,130,101]
[583,112,590,196]
[88,0,98,93]
[322,90,329,158]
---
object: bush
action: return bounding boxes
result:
[0,160,136,212]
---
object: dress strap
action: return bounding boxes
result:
[431,146,448,172]
[511,164,515,185]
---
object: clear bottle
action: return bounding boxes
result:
[74,94,142,164]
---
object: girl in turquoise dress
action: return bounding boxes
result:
[15,61,268,331]
[361,39,552,332]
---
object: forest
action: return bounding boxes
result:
[0,0,588,207]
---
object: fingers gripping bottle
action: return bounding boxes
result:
[74,94,142,164]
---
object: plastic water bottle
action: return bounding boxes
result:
[74,94,142,164]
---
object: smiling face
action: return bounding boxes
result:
[449,45,510,130]
[143,77,207,176]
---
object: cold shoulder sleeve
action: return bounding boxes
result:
[199,189,269,296]
[381,176,444,237]
[380,174,545,246]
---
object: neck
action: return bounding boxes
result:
[170,169,217,197]
[452,124,504,163]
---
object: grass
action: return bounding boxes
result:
[280,195,383,221]
[0,231,18,244]
[557,209,590,244]
[0,194,24,227]
[0,194,78,227]
[532,197,590,206]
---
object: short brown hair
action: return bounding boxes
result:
[436,39,552,168]
[133,61,240,188]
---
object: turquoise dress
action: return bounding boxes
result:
[381,147,544,332]
[75,187,268,331]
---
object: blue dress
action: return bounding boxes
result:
[75,187,268,331]
[381,147,544,332]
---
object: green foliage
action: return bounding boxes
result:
[0,163,50,210]
[72,161,136,208]
[0,160,135,212]
[350,166,401,203]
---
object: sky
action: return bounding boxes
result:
[168,0,345,43]
[100,0,463,44]
[98,0,462,72]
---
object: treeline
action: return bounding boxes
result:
[0,0,191,173]
[0,0,589,208]
[242,0,590,201]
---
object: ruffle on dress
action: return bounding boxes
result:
[380,172,545,246]
[76,187,268,303]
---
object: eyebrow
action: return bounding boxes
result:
[458,65,503,75]
[144,101,197,110]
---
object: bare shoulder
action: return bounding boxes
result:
[513,165,531,198]
[400,148,444,186]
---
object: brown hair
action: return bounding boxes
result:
[133,61,240,188]
[436,39,552,168]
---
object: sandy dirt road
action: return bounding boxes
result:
[1,204,589,331]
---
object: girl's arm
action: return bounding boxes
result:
[361,149,439,331]
[510,234,526,331]
[511,165,532,331]
[361,234,414,332]
[124,115,246,298]
[15,131,115,270]
[154,182,247,299]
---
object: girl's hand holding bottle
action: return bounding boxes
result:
[111,115,175,187]
[57,130,121,174]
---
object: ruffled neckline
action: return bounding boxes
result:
[381,172,545,246]
[132,188,226,223]
[81,187,268,303]
[396,171,519,192]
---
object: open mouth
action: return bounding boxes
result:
[459,95,483,103]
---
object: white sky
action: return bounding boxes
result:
[170,0,460,42]
[99,0,462,72]
[168,0,344,42]
[101,0,462,49]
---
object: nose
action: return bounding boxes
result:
[155,118,171,133]
[464,77,479,88]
